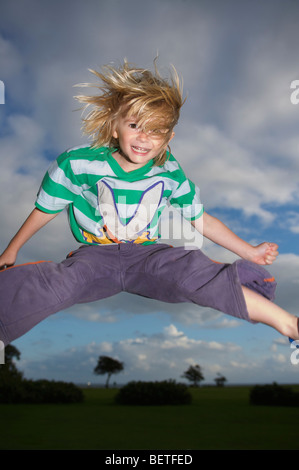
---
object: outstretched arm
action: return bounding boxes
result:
[0,208,59,269]
[192,211,278,265]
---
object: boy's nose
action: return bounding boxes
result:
[136,129,148,140]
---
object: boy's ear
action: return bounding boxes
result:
[167,131,175,144]
[112,128,118,139]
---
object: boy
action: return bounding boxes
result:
[0,60,298,347]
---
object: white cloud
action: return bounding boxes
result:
[0,35,24,81]
[270,254,299,315]
[173,121,299,225]
[164,324,183,337]
[19,321,297,385]
[19,323,243,383]
[284,212,299,234]
[99,342,113,353]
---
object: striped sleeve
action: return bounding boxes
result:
[35,151,84,213]
[166,157,203,221]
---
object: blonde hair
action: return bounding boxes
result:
[74,59,185,165]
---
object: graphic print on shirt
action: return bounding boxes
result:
[82,179,164,244]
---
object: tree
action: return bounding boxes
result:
[214,373,227,387]
[94,355,124,388]
[182,364,204,387]
[0,344,23,383]
[0,345,83,404]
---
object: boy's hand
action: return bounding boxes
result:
[0,249,17,270]
[0,208,59,271]
[249,242,279,266]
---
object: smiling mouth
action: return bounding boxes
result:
[131,146,150,154]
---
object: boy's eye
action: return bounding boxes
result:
[129,123,138,129]
[150,129,169,135]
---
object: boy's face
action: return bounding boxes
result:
[112,114,174,171]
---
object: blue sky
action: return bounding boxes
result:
[1,0,299,386]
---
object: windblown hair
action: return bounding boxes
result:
[74,59,185,165]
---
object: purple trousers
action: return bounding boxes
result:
[0,244,276,345]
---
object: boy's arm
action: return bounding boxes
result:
[0,208,59,269]
[192,211,278,266]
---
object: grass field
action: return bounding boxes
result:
[0,385,299,450]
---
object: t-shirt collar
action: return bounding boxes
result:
[108,149,154,180]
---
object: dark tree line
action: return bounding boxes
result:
[182,364,227,387]
[0,345,83,403]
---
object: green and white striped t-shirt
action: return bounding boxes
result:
[35,145,203,245]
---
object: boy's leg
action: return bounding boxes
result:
[0,260,78,345]
[0,245,122,345]
[123,244,295,337]
[242,286,299,339]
